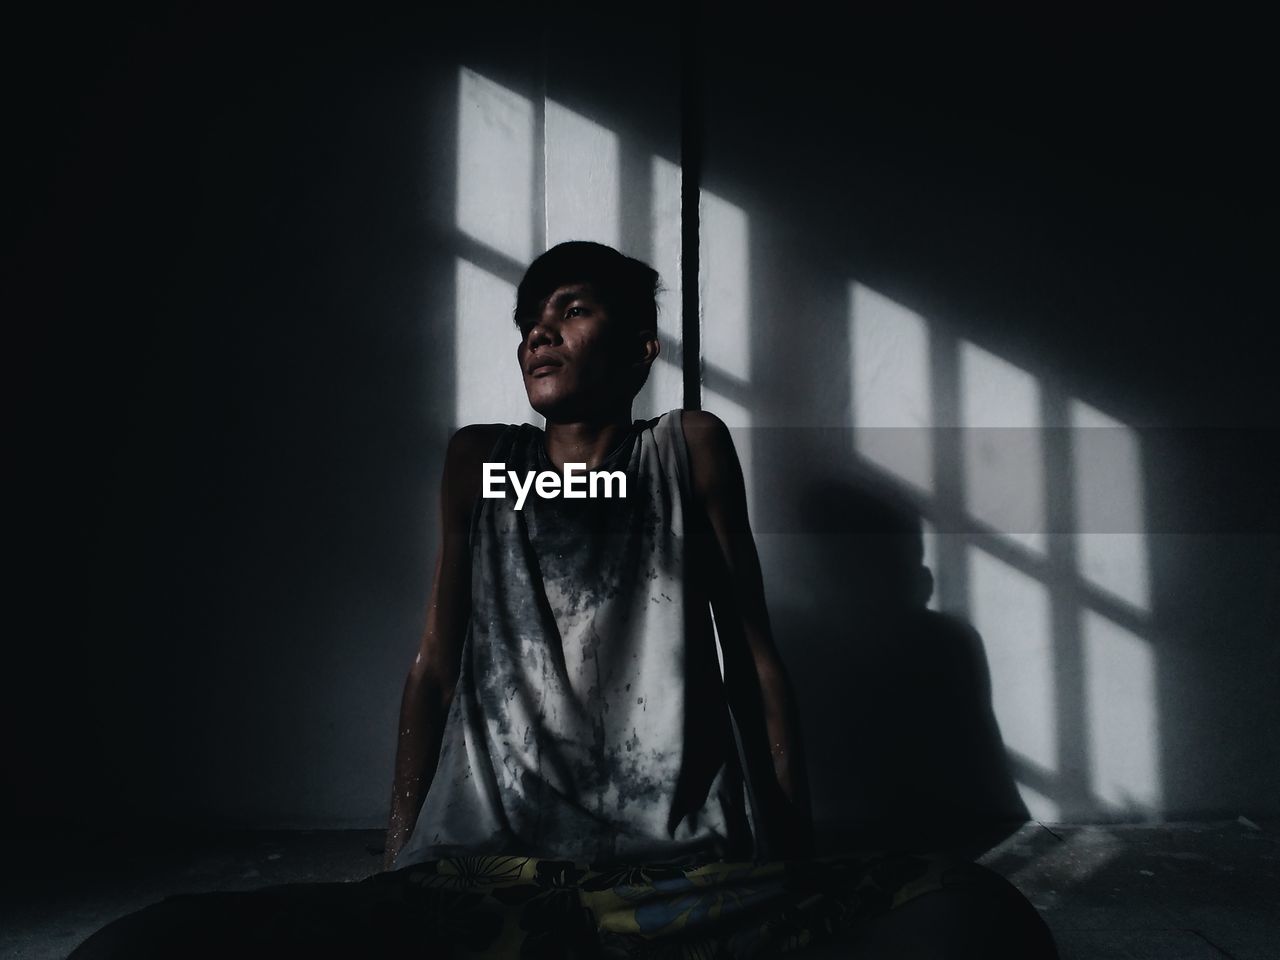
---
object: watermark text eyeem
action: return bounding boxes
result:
[482,462,626,511]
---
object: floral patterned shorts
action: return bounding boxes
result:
[364,852,992,959]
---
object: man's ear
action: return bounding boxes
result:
[634,330,660,371]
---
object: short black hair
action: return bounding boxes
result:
[514,241,660,336]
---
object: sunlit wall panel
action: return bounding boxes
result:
[1071,399,1151,612]
[960,343,1046,555]
[699,189,753,507]
[699,190,750,384]
[456,68,535,264]
[635,155,683,419]
[1082,609,1160,812]
[967,544,1058,774]
[544,100,619,249]
[850,283,934,493]
[454,259,539,428]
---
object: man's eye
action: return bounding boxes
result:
[565,305,587,318]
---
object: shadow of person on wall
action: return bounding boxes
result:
[775,473,1028,860]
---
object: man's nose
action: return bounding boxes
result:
[526,315,559,349]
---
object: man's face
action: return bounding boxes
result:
[516,282,632,419]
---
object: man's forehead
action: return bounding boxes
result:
[541,282,602,306]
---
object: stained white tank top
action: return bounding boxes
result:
[395,410,755,867]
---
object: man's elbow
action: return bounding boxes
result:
[722,648,789,701]
[754,655,793,702]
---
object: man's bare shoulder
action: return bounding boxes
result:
[442,424,507,518]
[680,409,729,442]
[446,423,507,465]
[679,409,739,496]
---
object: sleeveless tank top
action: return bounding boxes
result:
[394,410,756,868]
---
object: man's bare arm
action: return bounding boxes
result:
[683,410,813,859]
[383,424,501,871]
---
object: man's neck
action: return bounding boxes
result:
[543,408,634,472]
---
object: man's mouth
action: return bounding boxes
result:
[527,356,563,376]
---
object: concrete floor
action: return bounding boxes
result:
[3,820,1276,959]
[979,819,1279,959]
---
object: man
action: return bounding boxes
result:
[384,240,812,871]
[375,241,1054,958]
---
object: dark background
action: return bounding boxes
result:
[7,3,1277,860]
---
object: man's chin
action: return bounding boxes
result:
[526,391,600,423]
[526,391,574,421]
